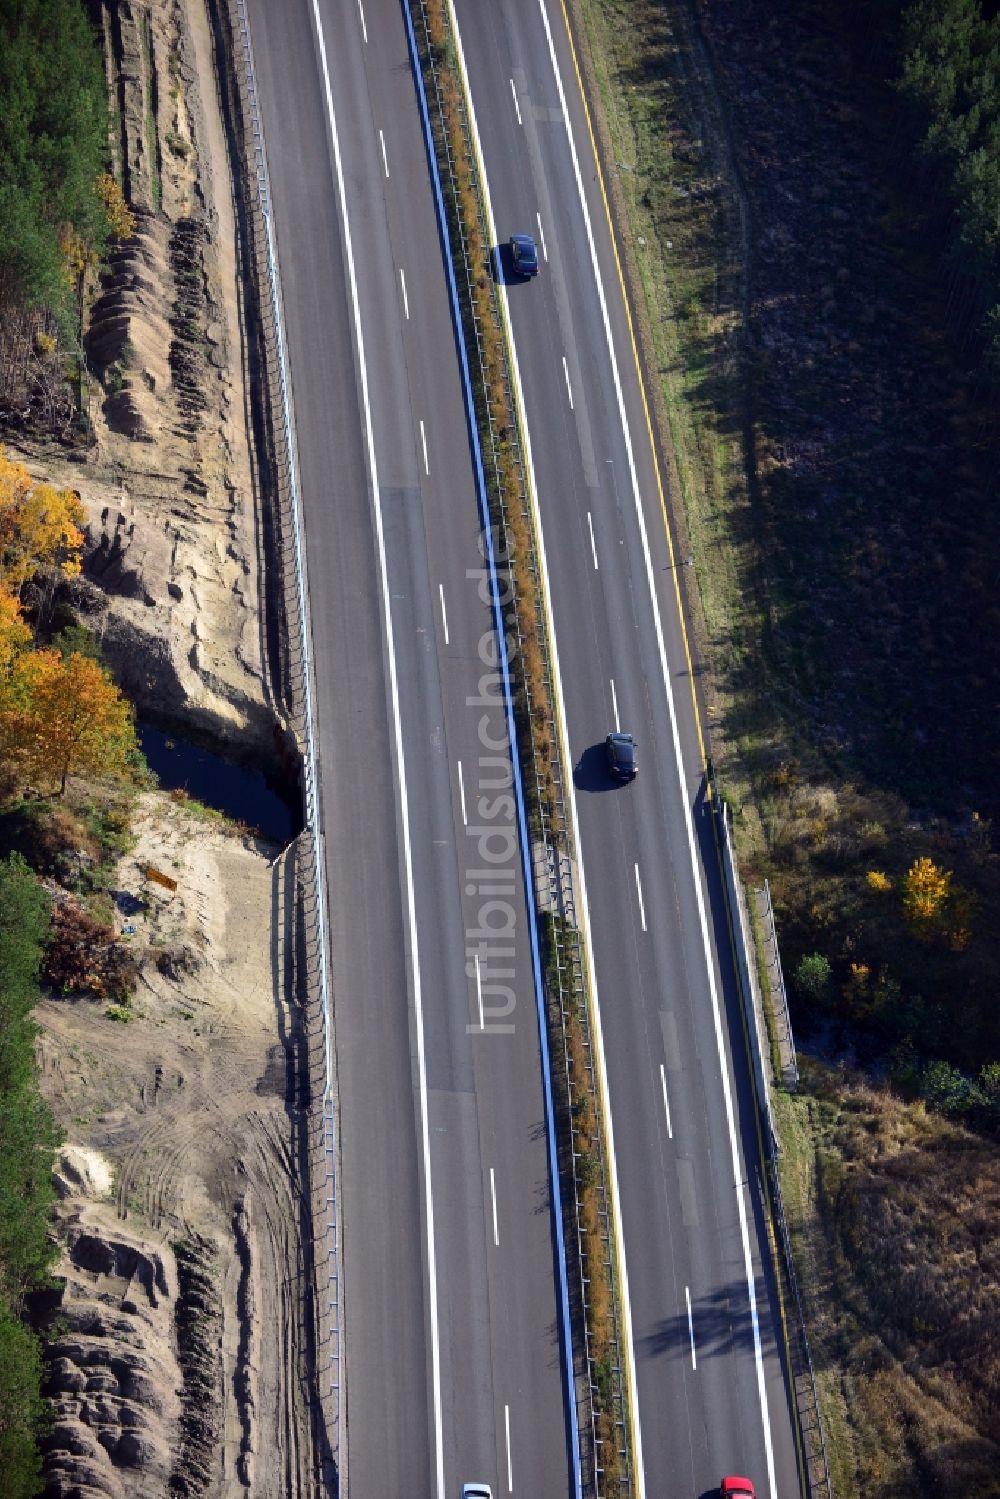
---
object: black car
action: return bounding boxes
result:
[606,732,637,781]
[509,233,539,278]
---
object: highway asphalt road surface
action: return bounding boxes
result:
[247,0,575,1494]
[246,0,802,1495]
[451,1,801,1495]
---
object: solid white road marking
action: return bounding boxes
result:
[505,1403,513,1492]
[457,758,467,826]
[379,128,389,177]
[536,211,548,261]
[587,510,598,570]
[490,1166,499,1246]
[536,3,778,1491]
[356,0,367,43]
[509,77,522,125]
[634,863,647,931]
[562,355,574,410]
[438,583,449,645]
[685,1286,697,1369]
[312,9,443,1494]
[610,677,620,732]
[420,419,429,474]
[659,1063,673,1139]
[399,267,409,319]
[474,953,484,1031]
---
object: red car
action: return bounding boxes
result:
[721,1480,757,1499]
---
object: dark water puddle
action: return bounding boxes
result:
[138,725,298,844]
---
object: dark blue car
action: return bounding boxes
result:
[509,233,539,278]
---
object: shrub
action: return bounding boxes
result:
[795,951,832,1004]
[919,1060,974,1118]
[42,901,136,1001]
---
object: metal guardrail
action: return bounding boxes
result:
[768,1160,834,1498]
[230,0,342,1481]
[711,777,831,1499]
[410,3,630,1490]
[402,5,589,1493]
[760,879,799,1090]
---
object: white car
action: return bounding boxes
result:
[461,1487,492,1499]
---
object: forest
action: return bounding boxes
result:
[772,0,1000,1115]
[894,0,1000,388]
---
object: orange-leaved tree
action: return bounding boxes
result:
[0,586,30,672]
[0,650,136,795]
[0,446,85,593]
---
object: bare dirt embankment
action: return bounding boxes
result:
[19,0,277,758]
[38,797,315,1497]
[23,1,318,1494]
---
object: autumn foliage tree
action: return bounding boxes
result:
[0,448,85,593]
[0,589,29,672]
[0,649,135,795]
[902,856,952,939]
[0,446,136,796]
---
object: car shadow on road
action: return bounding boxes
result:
[492,242,530,286]
[573,742,615,793]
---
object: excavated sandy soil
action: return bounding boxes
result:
[37,796,316,1497]
[18,0,277,756]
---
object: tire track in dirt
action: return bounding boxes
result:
[39,810,318,1497]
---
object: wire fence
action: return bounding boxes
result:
[229,0,341,1485]
[711,775,832,1499]
[759,880,799,1090]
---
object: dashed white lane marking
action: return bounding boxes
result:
[536,211,548,261]
[420,419,429,474]
[659,1063,673,1139]
[535,4,778,1489]
[562,355,574,409]
[587,511,598,570]
[505,1403,513,1492]
[356,0,367,44]
[457,759,467,826]
[311,7,442,1491]
[438,583,449,645]
[635,863,647,932]
[509,77,522,125]
[399,267,409,319]
[379,128,389,177]
[685,1286,697,1369]
[490,1167,499,1246]
[610,677,620,733]
[474,952,484,1031]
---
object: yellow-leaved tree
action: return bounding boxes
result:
[0,650,136,795]
[60,175,135,288]
[902,856,952,940]
[0,447,85,593]
[96,171,136,243]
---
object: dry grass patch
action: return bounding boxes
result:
[777,1061,1000,1497]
